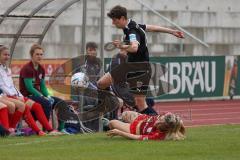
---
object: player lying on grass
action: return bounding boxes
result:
[107,111,185,141]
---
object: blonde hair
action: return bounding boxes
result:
[29,43,44,57]
[0,45,8,54]
[164,119,186,141]
[156,113,186,141]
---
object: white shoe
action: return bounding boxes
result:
[48,130,64,136]
[8,128,16,136]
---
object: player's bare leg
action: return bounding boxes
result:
[97,72,113,89]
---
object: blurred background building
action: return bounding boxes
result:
[0,0,240,60]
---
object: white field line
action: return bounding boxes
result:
[186,123,240,128]
[0,139,59,147]
[160,107,240,112]
[188,117,240,122]
[191,111,240,116]
[157,102,240,108]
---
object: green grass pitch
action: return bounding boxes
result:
[0,124,240,160]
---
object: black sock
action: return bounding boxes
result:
[140,107,158,116]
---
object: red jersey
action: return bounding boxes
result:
[19,61,45,96]
[130,114,166,141]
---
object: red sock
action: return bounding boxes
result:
[30,103,52,131]
[0,107,9,129]
[23,106,40,133]
[10,110,23,128]
[8,113,13,124]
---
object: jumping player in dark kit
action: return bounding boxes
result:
[97,5,184,115]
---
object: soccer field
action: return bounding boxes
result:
[1,124,240,160]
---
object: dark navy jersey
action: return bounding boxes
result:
[123,19,149,62]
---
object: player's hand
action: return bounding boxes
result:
[41,95,54,105]
[113,40,122,49]
[17,96,25,102]
[119,49,128,56]
[106,129,120,137]
[172,30,184,38]
[47,96,55,105]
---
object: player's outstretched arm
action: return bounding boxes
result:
[145,25,184,38]
[107,129,140,140]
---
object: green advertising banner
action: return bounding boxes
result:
[104,56,226,100]
[150,56,225,99]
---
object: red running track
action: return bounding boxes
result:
[153,99,240,127]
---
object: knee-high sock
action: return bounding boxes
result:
[30,103,52,131]
[23,106,40,133]
[8,113,13,125]
[0,108,9,129]
[9,110,23,129]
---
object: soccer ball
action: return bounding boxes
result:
[71,72,89,88]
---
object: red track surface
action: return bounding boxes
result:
[154,100,240,127]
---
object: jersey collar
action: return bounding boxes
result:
[30,61,39,70]
[0,63,8,71]
[123,19,132,33]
